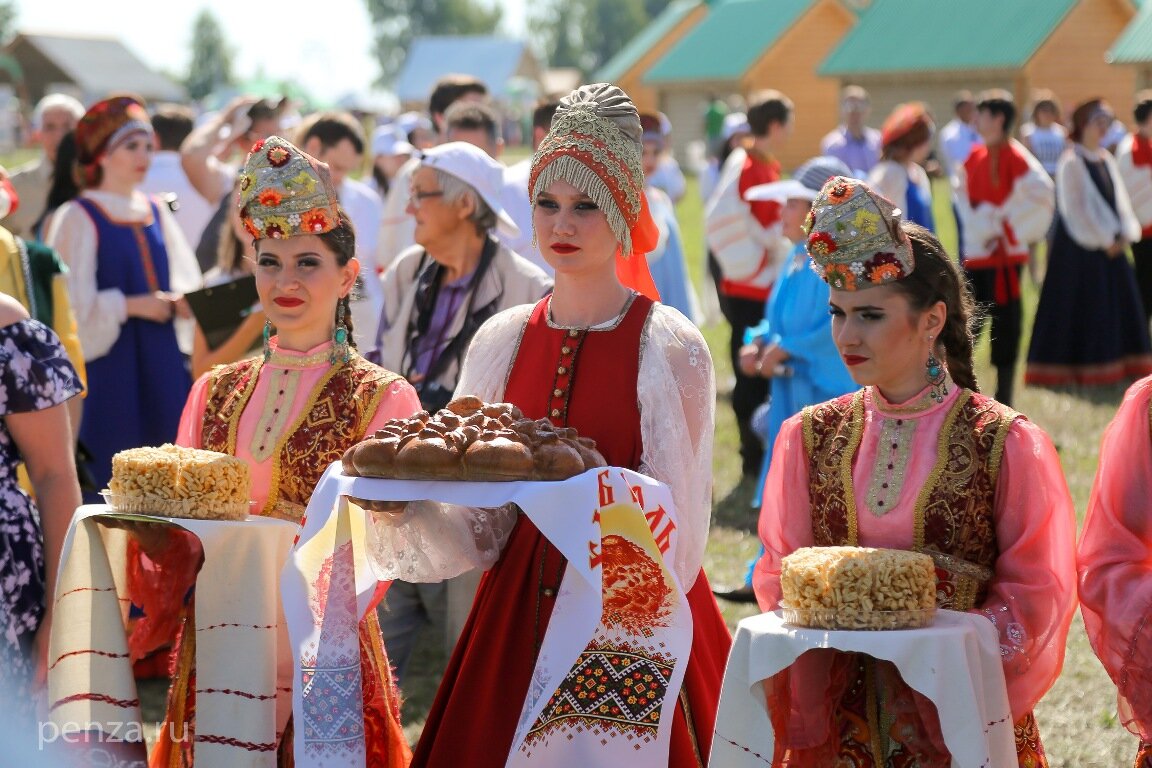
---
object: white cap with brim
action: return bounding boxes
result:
[721,112,750,141]
[372,124,414,158]
[418,141,521,239]
[744,179,816,203]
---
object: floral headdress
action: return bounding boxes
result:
[805,176,915,290]
[237,136,342,240]
[75,95,153,188]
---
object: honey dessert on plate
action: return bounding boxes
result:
[105,444,251,521]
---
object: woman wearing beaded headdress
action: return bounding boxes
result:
[45,95,202,499]
[751,177,1076,766]
[368,83,731,766]
[145,136,420,767]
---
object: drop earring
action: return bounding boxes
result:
[331,298,351,364]
[262,319,273,361]
[925,335,946,403]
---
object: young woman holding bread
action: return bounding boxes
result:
[751,177,1076,766]
[367,83,733,766]
[151,136,420,767]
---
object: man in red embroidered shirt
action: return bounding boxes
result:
[1116,91,1152,323]
[953,90,1053,406]
[705,90,792,478]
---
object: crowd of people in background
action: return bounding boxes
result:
[2,70,1152,767]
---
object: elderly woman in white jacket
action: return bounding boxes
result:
[1025,97,1152,388]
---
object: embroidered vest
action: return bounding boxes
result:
[803,389,1020,610]
[200,353,400,516]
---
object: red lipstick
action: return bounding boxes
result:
[550,243,578,254]
[842,355,868,366]
[274,297,304,307]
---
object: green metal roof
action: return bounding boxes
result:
[1111,1,1152,63]
[820,0,1077,75]
[596,0,702,84]
[644,0,814,84]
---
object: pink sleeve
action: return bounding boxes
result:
[1078,377,1152,738]
[753,415,816,611]
[980,417,1077,721]
[175,372,212,448]
[363,378,421,433]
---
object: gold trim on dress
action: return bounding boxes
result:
[913,391,971,551]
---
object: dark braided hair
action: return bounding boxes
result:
[890,223,981,393]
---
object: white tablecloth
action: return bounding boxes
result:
[709,609,1017,768]
[48,505,298,767]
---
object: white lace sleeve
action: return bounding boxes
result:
[366,500,520,580]
[452,303,533,401]
[637,304,715,589]
[364,305,532,581]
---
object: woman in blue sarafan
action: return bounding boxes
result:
[46,96,201,499]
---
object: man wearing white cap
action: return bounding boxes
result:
[373,141,552,678]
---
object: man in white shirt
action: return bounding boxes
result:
[296,112,385,354]
[140,105,216,264]
[939,90,983,256]
[938,90,982,179]
[442,100,548,273]
[182,97,285,269]
[2,93,84,238]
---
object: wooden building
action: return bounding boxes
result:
[640,0,859,171]
[3,32,185,106]
[595,0,708,115]
[820,0,1140,136]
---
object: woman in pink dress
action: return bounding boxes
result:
[752,177,1077,766]
[1079,374,1152,767]
[150,136,420,767]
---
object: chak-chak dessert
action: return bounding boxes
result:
[106,444,251,520]
[780,546,937,630]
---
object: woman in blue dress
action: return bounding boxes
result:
[46,96,201,498]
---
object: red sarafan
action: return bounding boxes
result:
[601,534,673,632]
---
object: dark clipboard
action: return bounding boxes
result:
[184,275,259,351]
